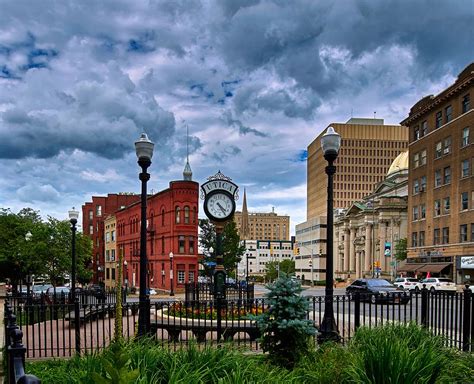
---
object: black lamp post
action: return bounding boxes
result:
[135,132,154,337]
[169,252,174,296]
[68,207,81,354]
[318,126,341,344]
[123,259,128,293]
[24,231,32,302]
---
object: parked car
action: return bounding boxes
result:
[394,277,419,291]
[45,286,70,303]
[415,278,457,293]
[346,278,410,304]
[32,284,53,300]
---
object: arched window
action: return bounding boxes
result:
[161,209,165,226]
[193,207,197,224]
[184,206,190,224]
[175,206,181,224]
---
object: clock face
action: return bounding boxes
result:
[205,191,235,221]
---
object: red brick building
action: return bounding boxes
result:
[82,194,141,283]
[116,180,199,293]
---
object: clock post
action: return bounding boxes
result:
[201,171,239,342]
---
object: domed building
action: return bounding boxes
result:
[334,152,408,280]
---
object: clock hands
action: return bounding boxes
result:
[216,202,227,215]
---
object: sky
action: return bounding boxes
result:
[0,0,473,234]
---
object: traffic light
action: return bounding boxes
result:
[294,247,300,255]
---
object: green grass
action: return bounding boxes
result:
[27,324,474,384]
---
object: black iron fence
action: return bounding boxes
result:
[3,286,473,360]
[184,282,254,302]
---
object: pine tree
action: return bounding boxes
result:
[254,273,316,368]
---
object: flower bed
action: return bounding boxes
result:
[164,302,264,321]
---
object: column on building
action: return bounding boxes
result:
[364,223,372,275]
[349,227,356,274]
[355,250,361,278]
[380,220,387,273]
[344,228,350,273]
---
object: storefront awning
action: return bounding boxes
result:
[416,263,451,273]
[397,261,423,272]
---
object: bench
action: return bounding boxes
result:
[150,319,261,342]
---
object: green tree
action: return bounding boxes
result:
[265,259,296,282]
[198,219,246,274]
[394,238,407,261]
[253,274,316,368]
[0,208,92,287]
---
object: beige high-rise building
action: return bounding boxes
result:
[234,189,290,241]
[307,118,409,218]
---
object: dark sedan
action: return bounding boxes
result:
[346,278,410,304]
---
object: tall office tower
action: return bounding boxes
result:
[401,62,473,284]
[307,118,408,218]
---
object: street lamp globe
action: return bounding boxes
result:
[123,260,127,267]
[169,252,174,260]
[68,207,79,223]
[320,127,341,158]
[25,231,32,241]
[135,133,154,161]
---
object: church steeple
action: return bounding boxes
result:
[241,188,250,240]
[183,123,193,181]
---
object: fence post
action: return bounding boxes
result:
[8,327,41,384]
[462,284,472,352]
[354,291,360,331]
[74,296,81,355]
[421,284,429,327]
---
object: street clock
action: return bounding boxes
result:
[204,190,236,222]
[201,170,238,223]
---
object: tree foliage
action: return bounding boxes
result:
[198,219,246,274]
[394,238,407,261]
[0,207,92,287]
[253,273,316,368]
[265,259,295,282]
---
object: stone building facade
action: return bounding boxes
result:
[334,153,408,280]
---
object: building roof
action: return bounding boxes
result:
[387,151,408,176]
